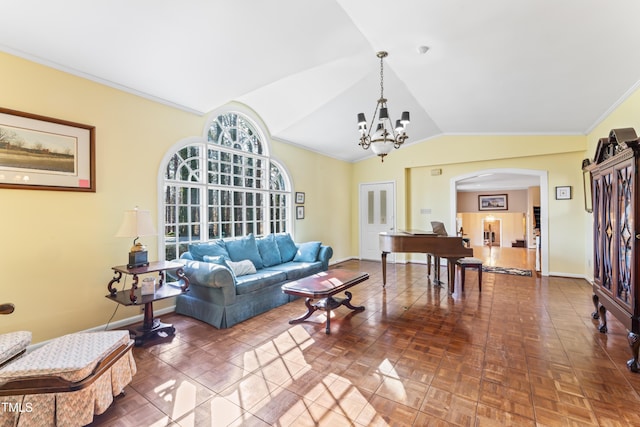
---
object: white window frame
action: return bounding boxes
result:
[157,104,292,261]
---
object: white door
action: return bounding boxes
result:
[359,182,395,261]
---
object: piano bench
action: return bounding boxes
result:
[455,257,482,292]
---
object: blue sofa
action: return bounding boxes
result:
[174,233,333,328]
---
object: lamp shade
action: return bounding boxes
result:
[115,208,156,238]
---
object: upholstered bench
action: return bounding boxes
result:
[0,331,31,368]
[0,330,136,426]
[455,257,483,292]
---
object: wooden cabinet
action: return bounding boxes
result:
[589,128,640,371]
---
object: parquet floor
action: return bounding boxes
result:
[93,248,640,426]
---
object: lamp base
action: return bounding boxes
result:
[127,250,149,269]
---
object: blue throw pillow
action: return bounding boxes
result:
[275,233,298,262]
[256,234,282,267]
[225,233,264,269]
[189,240,229,261]
[293,241,321,263]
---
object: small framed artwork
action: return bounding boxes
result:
[296,206,305,220]
[478,194,508,211]
[0,107,95,192]
[295,192,305,204]
[556,186,572,200]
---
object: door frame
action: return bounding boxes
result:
[359,180,397,261]
[450,168,549,276]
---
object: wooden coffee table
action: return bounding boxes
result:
[281,269,369,334]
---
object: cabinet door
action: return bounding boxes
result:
[614,159,636,313]
[593,172,604,286]
[598,169,615,294]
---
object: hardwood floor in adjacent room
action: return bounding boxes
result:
[93,254,640,426]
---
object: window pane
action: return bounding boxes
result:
[368,191,374,224]
[380,190,387,224]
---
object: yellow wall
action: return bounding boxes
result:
[0,52,352,342]
[352,136,588,274]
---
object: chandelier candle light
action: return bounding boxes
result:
[357,51,410,162]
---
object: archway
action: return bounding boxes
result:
[449,168,549,276]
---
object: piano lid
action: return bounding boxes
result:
[379,230,437,236]
[401,229,436,236]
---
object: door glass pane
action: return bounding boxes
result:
[368,191,374,224]
[380,190,387,224]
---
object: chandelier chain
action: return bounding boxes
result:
[379,54,384,100]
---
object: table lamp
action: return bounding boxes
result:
[115,207,156,268]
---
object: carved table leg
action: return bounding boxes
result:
[288,298,318,324]
[342,291,365,313]
[108,271,123,296]
[597,304,608,333]
[592,294,600,319]
[627,332,640,372]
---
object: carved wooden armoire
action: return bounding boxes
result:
[589,128,640,371]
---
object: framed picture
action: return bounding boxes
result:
[0,108,95,192]
[478,194,508,211]
[556,186,572,200]
[296,205,305,220]
[295,192,305,204]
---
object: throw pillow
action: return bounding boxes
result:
[225,233,264,269]
[226,260,257,277]
[293,241,321,263]
[256,234,282,267]
[275,233,298,262]
[189,240,229,261]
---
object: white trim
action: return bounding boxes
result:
[450,168,549,276]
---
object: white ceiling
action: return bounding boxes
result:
[2,1,640,164]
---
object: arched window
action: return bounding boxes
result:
[160,109,291,261]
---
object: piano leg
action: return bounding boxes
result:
[434,256,443,286]
[447,258,456,294]
[381,251,388,287]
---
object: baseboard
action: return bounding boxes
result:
[547,271,592,282]
[28,305,176,351]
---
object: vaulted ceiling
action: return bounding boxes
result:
[2,1,640,164]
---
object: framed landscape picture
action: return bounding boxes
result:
[0,108,95,192]
[478,194,508,211]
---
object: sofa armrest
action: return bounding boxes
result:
[317,245,333,270]
[177,259,234,287]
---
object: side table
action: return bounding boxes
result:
[106,261,189,346]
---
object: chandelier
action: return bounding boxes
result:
[357,51,410,162]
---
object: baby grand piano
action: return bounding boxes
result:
[379,230,473,292]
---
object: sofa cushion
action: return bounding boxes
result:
[227,260,257,277]
[235,270,287,295]
[256,234,282,267]
[275,233,298,262]
[189,240,229,261]
[293,241,321,262]
[225,234,264,269]
[263,261,323,281]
